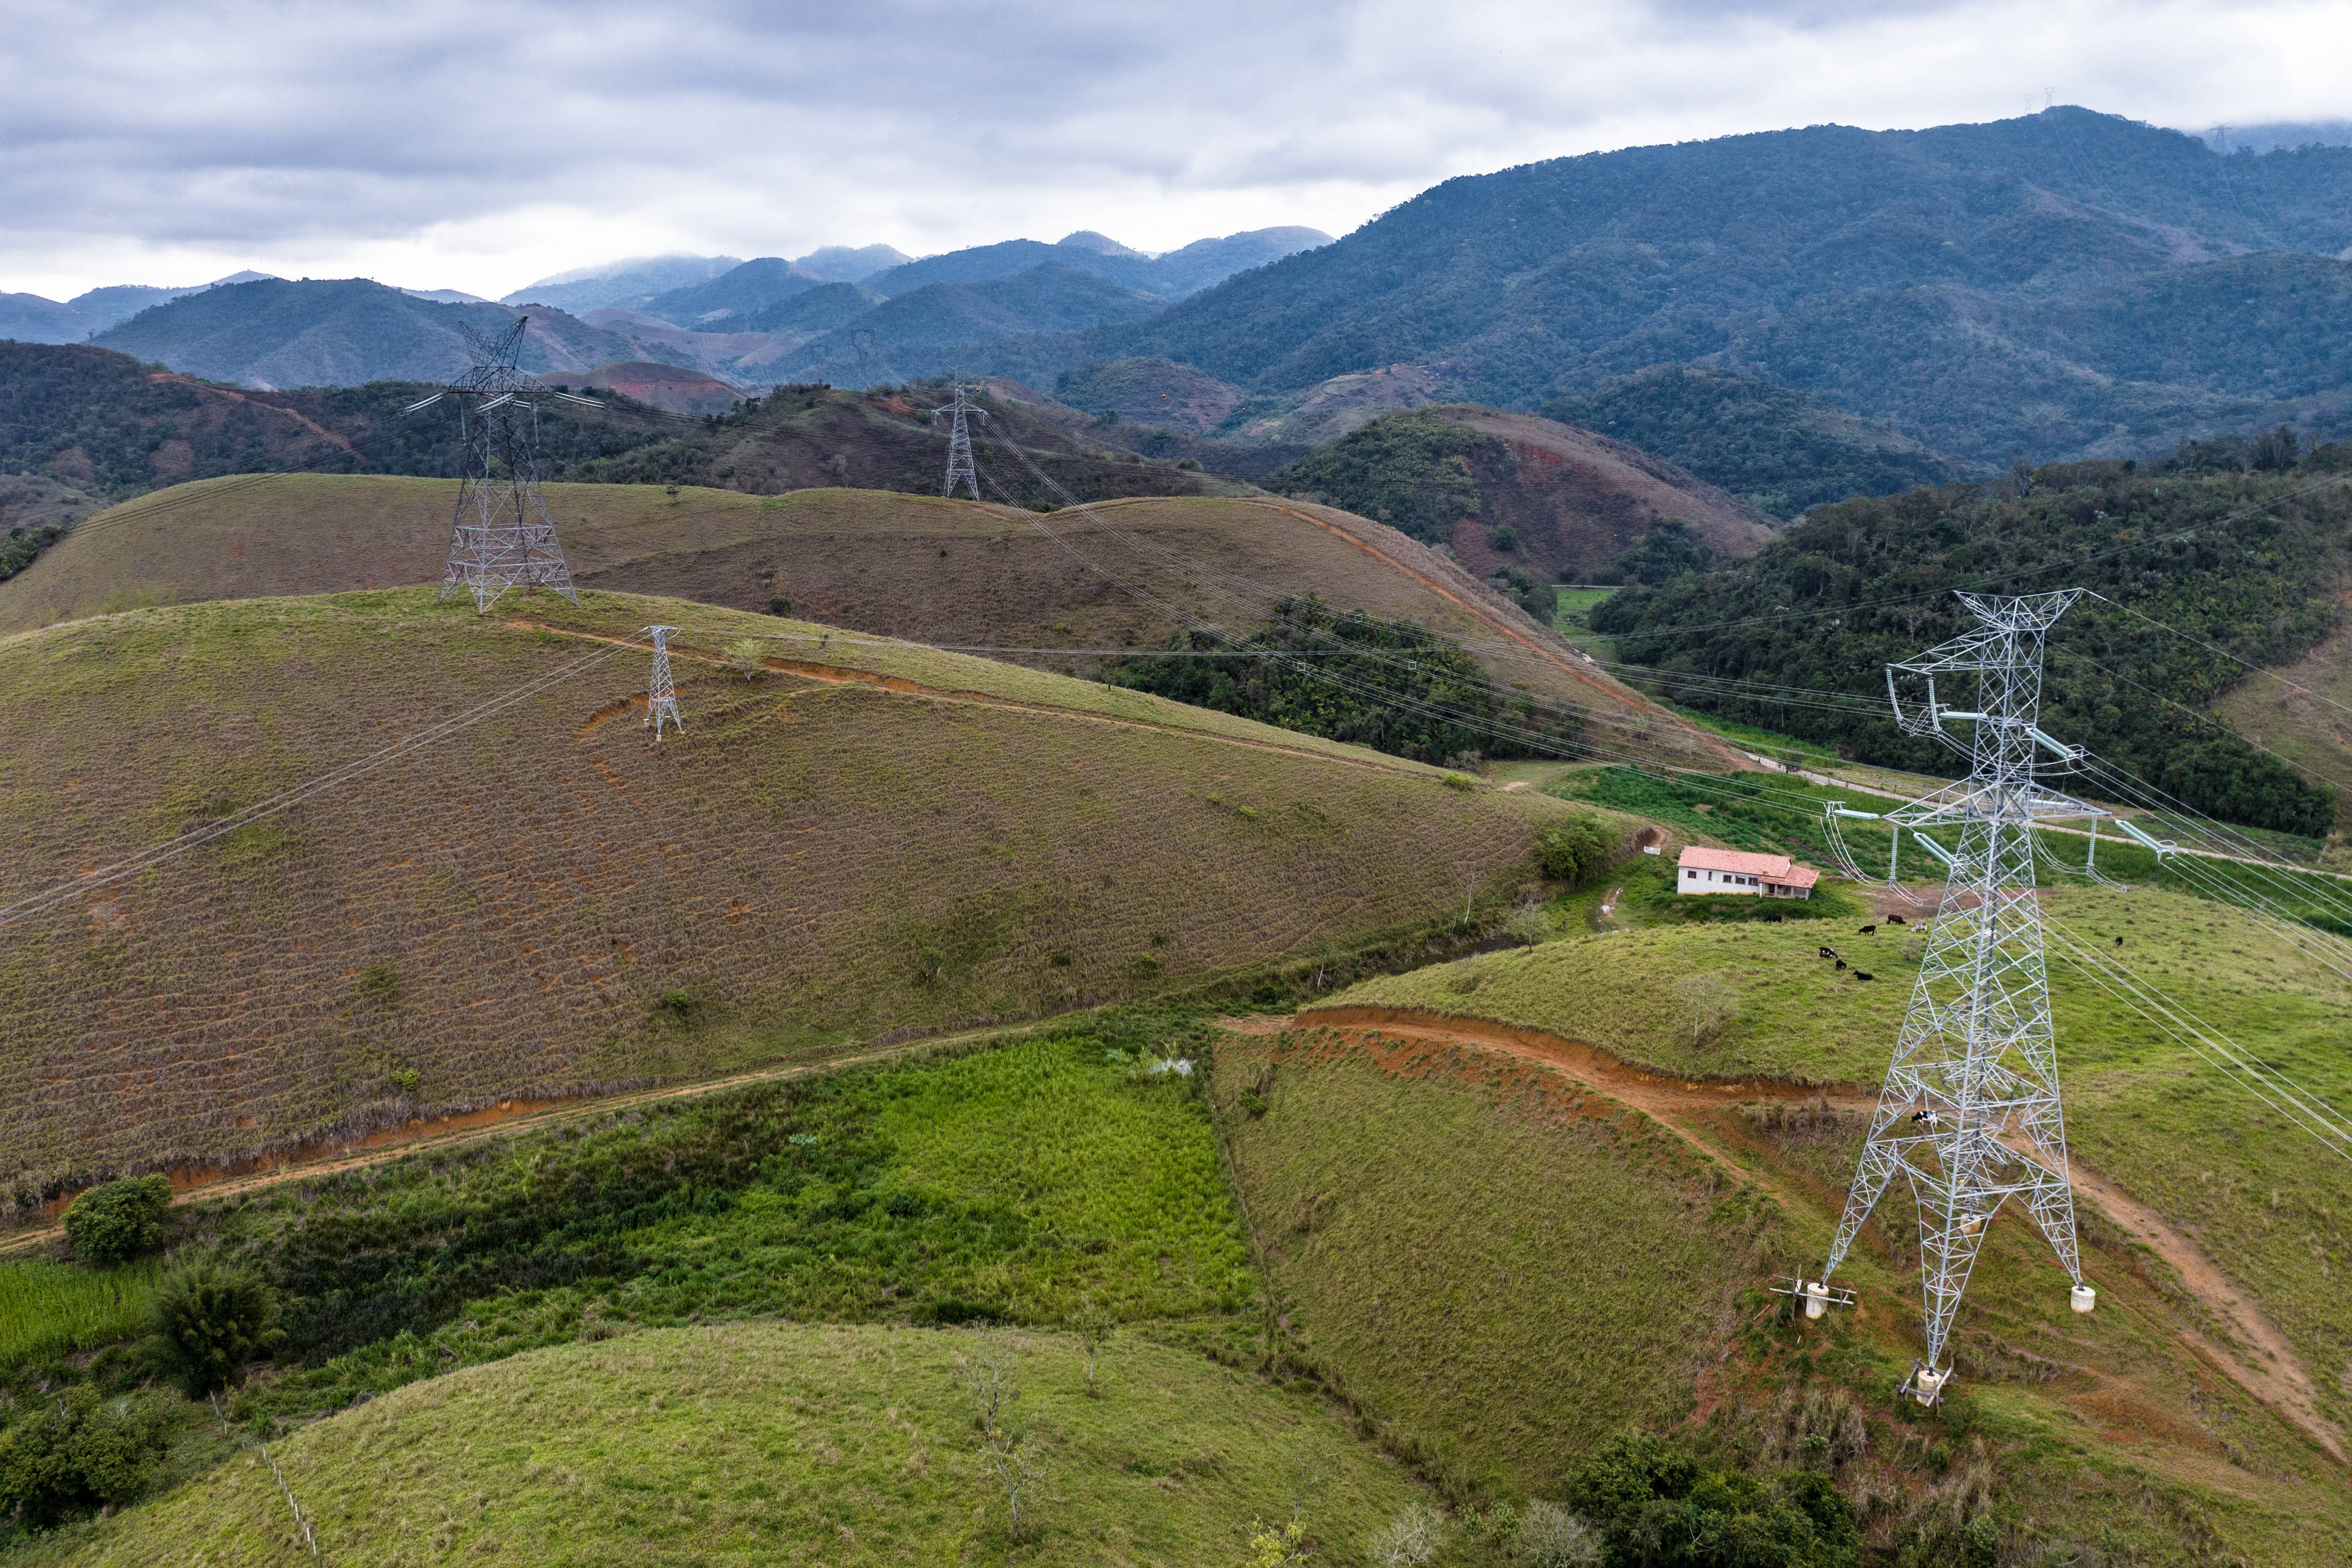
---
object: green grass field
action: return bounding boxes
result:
[1212,1026,1772,1501]
[15,1322,1428,1567]
[0,1261,160,1371]
[1325,883,2352,1442]
[0,586,1578,1212]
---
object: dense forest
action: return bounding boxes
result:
[1592,448,2352,834]
[1545,366,1969,519]
[1263,409,1504,544]
[1103,596,1571,765]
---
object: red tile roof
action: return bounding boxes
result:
[1678,847,1793,877]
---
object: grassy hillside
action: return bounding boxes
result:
[1591,459,2352,833]
[1324,884,2352,1443]
[16,1323,1424,1566]
[0,475,1728,767]
[0,586,1576,1208]
[1212,1025,1766,1498]
[18,1326,1430,1568]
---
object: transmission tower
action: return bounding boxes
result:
[936,384,983,501]
[1803,590,2103,1406]
[644,626,684,741]
[403,318,596,613]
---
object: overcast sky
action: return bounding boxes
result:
[3,0,2346,301]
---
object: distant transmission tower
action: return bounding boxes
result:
[1800,590,2102,1406]
[403,318,597,613]
[644,626,684,740]
[936,384,983,501]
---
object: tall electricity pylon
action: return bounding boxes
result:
[644,626,684,741]
[936,384,982,501]
[1815,590,2103,1405]
[405,318,595,613]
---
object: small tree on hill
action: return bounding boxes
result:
[1369,1501,1449,1566]
[1071,1298,1115,1398]
[64,1175,173,1263]
[149,1262,282,1398]
[0,1386,172,1527]
[975,1427,1048,1542]
[1673,972,1740,1045]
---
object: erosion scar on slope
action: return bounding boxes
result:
[1271,1003,2347,1465]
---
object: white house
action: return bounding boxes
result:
[1676,845,1819,900]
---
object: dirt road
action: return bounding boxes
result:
[1267,1003,2345,1464]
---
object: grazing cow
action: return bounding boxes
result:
[1836,959,1847,970]
[1888,915,1907,926]
[1859,924,1877,935]
[1856,971,1875,981]
[1765,914,1784,923]
[1819,947,1838,959]
[2115,935,2124,947]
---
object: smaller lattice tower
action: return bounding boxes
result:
[405,318,597,613]
[936,385,983,501]
[645,626,684,741]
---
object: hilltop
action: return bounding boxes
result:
[0,586,1578,1205]
[0,476,1726,774]
[1267,405,1778,586]
[87,278,679,390]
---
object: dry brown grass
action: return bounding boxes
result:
[0,585,1576,1212]
[0,475,1728,764]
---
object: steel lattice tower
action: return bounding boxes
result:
[405,319,593,613]
[1816,590,2103,1404]
[645,626,684,741]
[937,385,982,501]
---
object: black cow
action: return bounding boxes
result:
[1859,924,1877,935]
[1888,915,1907,926]
[1836,959,1847,971]
[1856,971,1875,981]
[2115,935,2124,947]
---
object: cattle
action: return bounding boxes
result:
[1765,914,1785,924]
[1859,924,1877,935]
[1888,915,1907,926]
[1855,971,1875,981]
[1819,947,1838,959]
[1836,959,1847,970]
[2115,935,2124,947]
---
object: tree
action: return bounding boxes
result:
[1672,972,1740,1044]
[149,1262,282,1398]
[1247,1516,1313,1568]
[961,1334,1015,1436]
[975,1429,1048,1542]
[1563,1431,1859,1568]
[1071,1299,1115,1398]
[62,1174,173,1263]
[1509,1500,1602,1566]
[1369,1501,1450,1566]
[0,1387,172,1527]
[1538,813,1619,887]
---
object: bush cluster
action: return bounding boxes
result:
[0,1386,173,1530]
[62,1175,173,1264]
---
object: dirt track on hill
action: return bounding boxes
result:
[1268,1003,2345,1464]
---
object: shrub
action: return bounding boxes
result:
[1538,813,1619,887]
[1509,1500,1602,1566]
[63,1175,173,1264]
[1370,1501,1451,1565]
[0,1386,172,1527]
[149,1263,281,1398]
[1565,1431,1858,1568]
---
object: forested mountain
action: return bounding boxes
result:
[499,255,744,315]
[637,258,825,326]
[1075,108,2352,467]
[1590,449,2352,833]
[861,227,1330,301]
[0,342,674,497]
[88,279,686,389]
[1545,366,1969,519]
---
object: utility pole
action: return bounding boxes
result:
[1805,590,2102,1405]
[937,384,983,502]
[405,318,594,613]
[645,626,684,741]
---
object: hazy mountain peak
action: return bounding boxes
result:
[793,243,912,283]
[1057,230,1148,259]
